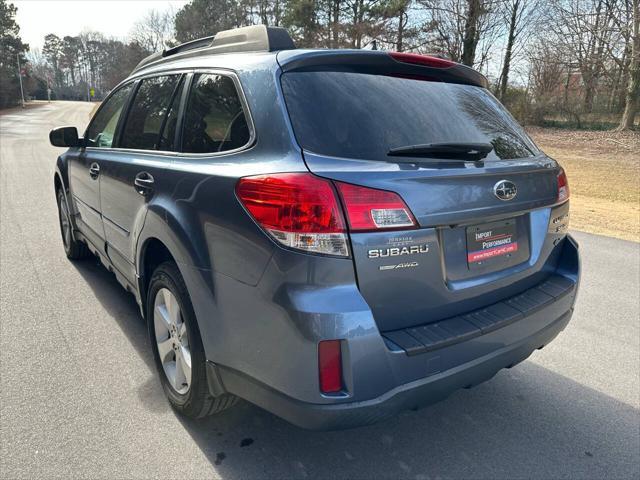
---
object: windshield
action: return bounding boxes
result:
[281,71,538,161]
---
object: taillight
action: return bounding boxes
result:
[389,52,455,69]
[335,181,417,231]
[557,168,570,202]
[318,340,342,394]
[236,173,349,257]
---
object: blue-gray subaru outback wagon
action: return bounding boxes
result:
[50,25,580,430]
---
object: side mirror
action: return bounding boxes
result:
[50,126,82,148]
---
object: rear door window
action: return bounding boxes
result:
[119,75,181,150]
[281,71,538,161]
[181,74,251,154]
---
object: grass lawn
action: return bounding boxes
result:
[528,127,639,242]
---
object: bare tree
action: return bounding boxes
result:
[546,0,619,113]
[394,0,410,51]
[461,0,481,65]
[131,8,176,52]
[618,0,639,129]
[418,0,502,68]
[496,0,540,100]
[528,41,565,99]
[363,0,424,52]
[596,0,633,112]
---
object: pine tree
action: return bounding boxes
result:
[0,0,29,108]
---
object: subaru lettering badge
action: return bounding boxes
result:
[493,180,517,201]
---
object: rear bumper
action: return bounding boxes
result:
[209,236,580,430]
[219,236,580,430]
[220,307,573,430]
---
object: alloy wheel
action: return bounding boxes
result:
[153,288,192,394]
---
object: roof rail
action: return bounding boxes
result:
[132,25,296,73]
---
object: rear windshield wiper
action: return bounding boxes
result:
[387,142,494,161]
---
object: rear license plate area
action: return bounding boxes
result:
[467,219,518,269]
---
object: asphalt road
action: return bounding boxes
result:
[1,101,639,479]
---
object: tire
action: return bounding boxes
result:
[147,261,237,418]
[56,189,90,260]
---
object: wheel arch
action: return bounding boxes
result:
[54,160,69,199]
[137,236,178,317]
[54,163,79,243]
[54,155,70,193]
[135,196,214,314]
[54,171,63,193]
[139,236,230,402]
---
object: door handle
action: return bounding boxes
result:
[134,171,154,195]
[89,162,100,179]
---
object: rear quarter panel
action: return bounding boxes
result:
[136,60,319,375]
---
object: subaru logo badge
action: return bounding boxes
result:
[493,180,517,201]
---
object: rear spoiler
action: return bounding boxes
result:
[277,50,488,89]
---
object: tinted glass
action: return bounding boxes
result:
[158,77,184,151]
[120,75,180,150]
[85,84,132,148]
[281,72,538,161]
[182,74,250,154]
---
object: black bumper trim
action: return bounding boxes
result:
[383,274,576,356]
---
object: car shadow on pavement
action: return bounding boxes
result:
[73,257,152,366]
[72,258,640,480]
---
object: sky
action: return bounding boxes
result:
[14,0,189,51]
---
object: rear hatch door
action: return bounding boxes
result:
[279,51,564,332]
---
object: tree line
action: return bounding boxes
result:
[1,0,638,130]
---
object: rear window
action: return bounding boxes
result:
[281,72,538,161]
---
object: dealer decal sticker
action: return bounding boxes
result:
[466,220,518,266]
[467,241,518,262]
